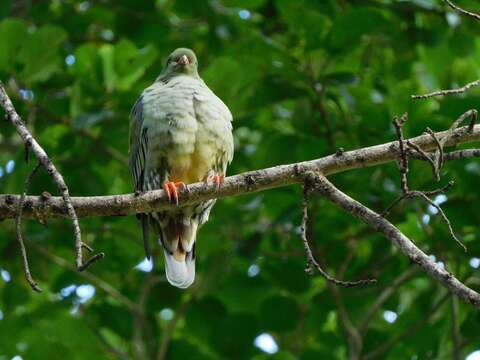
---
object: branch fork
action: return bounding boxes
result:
[302,172,480,308]
[384,112,471,251]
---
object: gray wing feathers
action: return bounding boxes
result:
[129,96,149,191]
[129,96,152,259]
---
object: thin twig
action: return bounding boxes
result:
[415,191,466,251]
[82,243,93,252]
[443,0,480,21]
[301,179,376,288]
[444,149,480,161]
[450,109,477,132]
[77,252,105,272]
[426,127,443,180]
[406,140,436,171]
[382,193,410,217]
[383,189,465,251]
[423,110,476,180]
[304,198,365,358]
[426,110,477,178]
[385,113,466,250]
[412,79,480,99]
[409,149,480,162]
[0,82,103,272]
[393,113,409,194]
[16,161,42,292]
[422,180,455,196]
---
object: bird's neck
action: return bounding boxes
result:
[157,70,200,83]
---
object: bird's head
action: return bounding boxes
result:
[160,48,199,79]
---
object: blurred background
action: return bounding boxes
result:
[1,0,480,359]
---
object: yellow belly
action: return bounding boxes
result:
[168,148,213,184]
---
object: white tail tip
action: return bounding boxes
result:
[163,248,195,289]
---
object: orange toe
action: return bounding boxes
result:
[174,181,186,189]
[163,183,172,203]
[170,183,178,206]
[207,174,225,191]
[163,181,187,206]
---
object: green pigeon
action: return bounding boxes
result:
[129,48,234,288]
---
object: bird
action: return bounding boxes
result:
[128,48,234,288]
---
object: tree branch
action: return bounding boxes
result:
[392,113,409,193]
[1,124,480,220]
[16,161,42,292]
[301,181,376,287]
[0,82,103,271]
[443,148,480,161]
[383,111,473,250]
[307,173,480,308]
[412,79,480,99]
[442,0,480,21]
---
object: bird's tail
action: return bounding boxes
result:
[159,216,198,289]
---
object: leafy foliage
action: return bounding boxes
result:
[1,0,480,359]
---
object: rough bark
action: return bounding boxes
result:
[1,124,479,220]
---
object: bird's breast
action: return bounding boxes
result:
[143,78,228,184]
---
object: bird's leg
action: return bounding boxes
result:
[163,181,187,206]
[206,173,225,191]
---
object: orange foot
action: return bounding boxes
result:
[207,174,225,191]
[163,181,186,206]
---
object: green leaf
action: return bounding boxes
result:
[99,40,157,92]
[114,40,157,91]
[0,18,28,72]
[328,7,389,51]
[99,44,116,92]
[276,0,331,47]
[72,44,103,84]
[18,25,67,82]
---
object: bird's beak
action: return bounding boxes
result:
[178,55,190,65]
